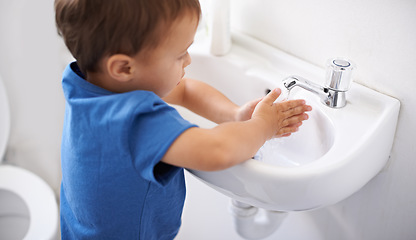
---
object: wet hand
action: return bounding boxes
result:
[235,97,263,121]
[252,88,312,139]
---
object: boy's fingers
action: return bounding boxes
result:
[284,105,312,118]
[276,125,299,136]
[251,97,263,107]
[278,120,305,133]
[276,132,292,138]
[282,113,309,126]
[280,99,307,110]
[262,88,281,105]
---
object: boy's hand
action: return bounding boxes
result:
[235,97,263,122]
[163,87,311,171]
[252,88,311,139]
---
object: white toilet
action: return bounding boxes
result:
[0,74,58,239]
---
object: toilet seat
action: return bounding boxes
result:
[0,75,58,239]
[0,165,59,239]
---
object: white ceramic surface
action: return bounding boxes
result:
[175,32,400,211]
[0,74,10,162]
[0,166,59,240]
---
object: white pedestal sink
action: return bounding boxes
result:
[175,32,400,212]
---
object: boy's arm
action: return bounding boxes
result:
[162,89,310,171]
[163,78,252,123]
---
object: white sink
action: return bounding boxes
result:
[175,32,400,211]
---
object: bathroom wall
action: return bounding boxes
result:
[0,0,66,195]
[178,0,416,239]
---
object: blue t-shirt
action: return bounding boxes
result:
[60,62,197,239]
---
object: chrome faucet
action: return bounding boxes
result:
[282,58,355,108]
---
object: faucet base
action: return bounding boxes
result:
[323,89,346,108]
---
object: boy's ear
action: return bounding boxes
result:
[106,54,134,82]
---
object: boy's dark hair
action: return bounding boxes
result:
[55,0,201,74]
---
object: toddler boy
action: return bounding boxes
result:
[55,0,311,239]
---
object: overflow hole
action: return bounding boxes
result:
[265,88,272,95]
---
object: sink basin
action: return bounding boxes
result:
[253,96,334,168]
[174,32,400,211]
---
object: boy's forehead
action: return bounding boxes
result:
[162,14,198,49]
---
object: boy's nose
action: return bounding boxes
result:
[184,53,191,67]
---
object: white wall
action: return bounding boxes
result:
[178,0,416,239]
[0,0,65,195]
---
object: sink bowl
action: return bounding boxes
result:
[253,96,334,168]
[174,32,400,211]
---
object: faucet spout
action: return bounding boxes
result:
[282,58,355,108]
[282,75,346,108]
[283,75,327,99]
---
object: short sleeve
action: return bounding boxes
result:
[127,93,197,186]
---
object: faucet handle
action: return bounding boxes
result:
[325,58,355,91]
